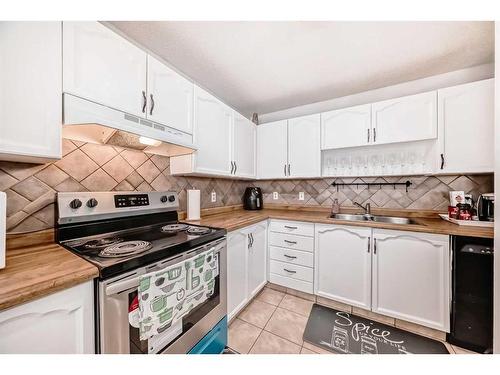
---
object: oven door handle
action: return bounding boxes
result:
[105,278,140,296]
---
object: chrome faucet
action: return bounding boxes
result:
[354,202,372,218]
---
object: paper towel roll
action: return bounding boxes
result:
[187,189,201,220]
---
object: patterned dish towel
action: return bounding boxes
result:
[135,246,218,340]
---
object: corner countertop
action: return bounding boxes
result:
[186,207,494,239]
[0,230,99,311]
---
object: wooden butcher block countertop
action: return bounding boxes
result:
[0,230,98,311]
[187,205,494,239]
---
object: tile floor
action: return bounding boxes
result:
[228,286,476,355]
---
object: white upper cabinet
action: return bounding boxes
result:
[146,55,194,134]
[0,22,62,163]
[232,112,256,178]
[192,86,233,176]
[437,79,494,174]
[371,230,450,332]
[288,114,321,178]
[371,91,437,145]
[321,104,371,150]
[63,22,147,117]
[257,120,288,179]
[315,225,372,310]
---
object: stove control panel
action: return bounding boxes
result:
[57,191,179,225]
[115,194,149,208]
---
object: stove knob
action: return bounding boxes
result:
[160,195,168,203]
[69,199,82,209]
[86,198,98,208]
[168,195,176,202]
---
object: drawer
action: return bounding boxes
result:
[269,246,314,268]
[269,260,313,283]
[269,232,314,252]
[269,220,314,237]
[268,273,314,294]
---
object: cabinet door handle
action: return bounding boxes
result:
[374,238,377,255]
[367,128,370,143]
[247,234,251,249]
[142,91,147,113]
[440,154,445,170]
[284,164,287,176]
[234,162,237,175]
[284,254,297,259]
[373,128,377,142]
[149,94,155,115]
[284,240,297,245]
[230,161,234,174]
[288,164,291,176]
[284,225,297,230]
[367,238,371,253]
[250,233,254,247]
[283,268,296,274]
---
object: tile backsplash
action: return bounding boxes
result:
[0,139,493,233]
[0,140,248,233]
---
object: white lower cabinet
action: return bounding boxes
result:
[314,225,372,310]
[227,221,267,321]
[314,225,451,332]
[371,229,450,332]
[0,281,94,353]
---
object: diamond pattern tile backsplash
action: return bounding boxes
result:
[0,139,494,234]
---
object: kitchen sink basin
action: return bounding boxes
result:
[329,213,417,225]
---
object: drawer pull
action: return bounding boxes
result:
[283,254,297,259]
[284,240,297,244]
[284,225,298,230]
[283,268,296,274]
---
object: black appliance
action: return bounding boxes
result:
[477,193,494,221]
[56,191,227,354]
[243,187,263,210]
[448,235,493,353]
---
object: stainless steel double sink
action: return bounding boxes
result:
[329,213,417,225]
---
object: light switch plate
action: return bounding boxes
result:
[211,191,216,203]
[273,192,279,200]
[299,192,305,201]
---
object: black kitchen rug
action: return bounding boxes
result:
[303,304,449,354]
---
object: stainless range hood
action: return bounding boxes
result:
[62,93,196,157]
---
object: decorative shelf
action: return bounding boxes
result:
[331,180,413,192]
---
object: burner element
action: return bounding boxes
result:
[84,237,122,249]
[99,240,152,258]
[186,226,211,236]
[161,224,189,233]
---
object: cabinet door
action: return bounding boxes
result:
[315,225,372,310]
[372,230,450,332]
[146,55,194,134]
[247,223,268,298]
[192,86,232,176]
[0,281,94,353]
[288,114,321,178]
[256,120,288,179]
[371,91,437,145]
[63,22,147,117]
[227,231,248,321]
[321,104,371,150]
[232,112,256,178]
[437,79,494,174]
[0,21,62,162]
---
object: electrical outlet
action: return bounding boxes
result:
[273,192,279,200]
[211,191,216,203]
[299,192,305,201]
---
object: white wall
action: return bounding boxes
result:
[259,63,494,123]
[494,23,499,354]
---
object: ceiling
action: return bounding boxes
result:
[110,21,494,118]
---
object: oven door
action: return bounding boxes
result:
[97,238,227,354]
